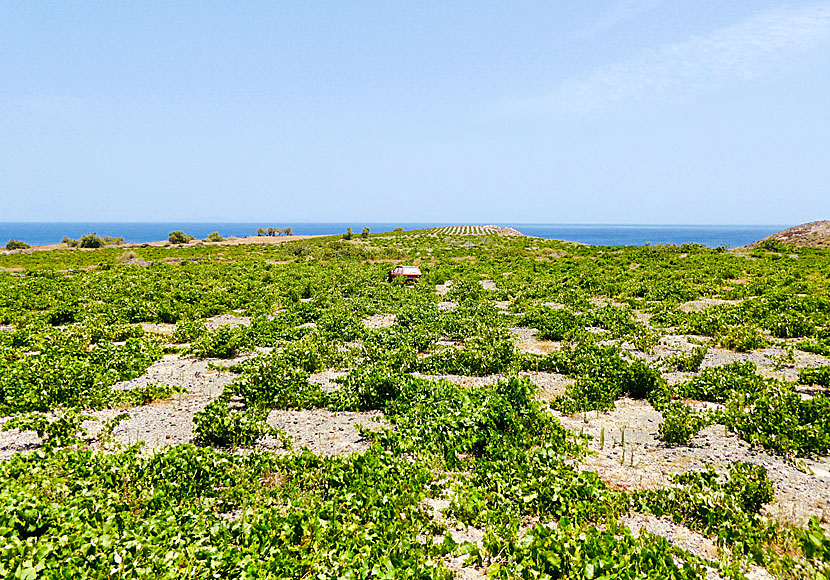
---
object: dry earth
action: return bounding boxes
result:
[2,280,830,577]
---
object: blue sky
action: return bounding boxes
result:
[1,1,828,224]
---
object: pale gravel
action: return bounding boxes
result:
[555,398,830,528]
[262,409,388,456]
[361,314,396,329]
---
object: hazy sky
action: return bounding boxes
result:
[2,1,828,224]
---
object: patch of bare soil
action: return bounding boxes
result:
[141,322,176,335]
[679,298,743,312]
[262,409,387,456]
[624,513,719,560]
[509,327,562,354]
[203,313,251,331]
[555,398,830,528]
[436,281,453,296]
[521,371,573,401]
[112,353,242,397]
[362,314,396,329]
[747,220,830,249]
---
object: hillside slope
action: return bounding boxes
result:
[749,220,830,249]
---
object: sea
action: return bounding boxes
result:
[0,222,786,249]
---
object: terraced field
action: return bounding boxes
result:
[426,225,524,236]
[1,230,830,579]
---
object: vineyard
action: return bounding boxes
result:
[2,230,830,579]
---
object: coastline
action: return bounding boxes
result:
[0,234,330,255]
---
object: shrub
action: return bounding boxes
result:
[343,227,352,240]
[1,410,92,448]
[61,236,78,247]
[727,386,830,455]
[658,402,708,446]
[232,357,323,409]
[187,325,249,358]
[102,236,124,245]
[767,312,815,339]
[520,307,581,341]
[172,319,208,344]
[5,239,30,250]
[798,366,830,387]
[361,227,370,239]
[193,397,277,447]
[724,462,775,514]
[206,232,224,242]
[719,325,767,352]
[168,230,194,244]
[677,361,767,403]
[79,233,104,248]
[663,345,708,372]
[796,339,830,356]
[759,238,792,252]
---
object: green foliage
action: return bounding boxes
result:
[799,365,830,387]
[718,325,768,352]
[231,353,325,409]
[1,226,830,577]
[2,409,92,448]
[520,306,581,340]
[551,345,665,413]
[768,311,816,338]
[797,339,830,356]
[79,233,104,248]
[5,239,30,250]
[168,230,194,244]
[187,325,250,358]
[171,318,208,343]
[663,345,708,372]
[638,463,774,547]
[0,336,162,414]
[109,383,186,407]
[658,402,709,446]
[759,238,792,253]
[676,361,767,403]
[727,386,830,456]
[193,397,282,447]
[206,231,224,242]
[486,520,705,579]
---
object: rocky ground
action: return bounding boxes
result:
[2,288,830,578]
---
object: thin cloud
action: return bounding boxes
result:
[509,3,830,117]
[575,0,663,39]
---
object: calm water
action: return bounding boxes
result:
[0,222,786,249]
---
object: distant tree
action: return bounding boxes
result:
[168,231,193,245]
[393,227,403,234]
[284,227,293,236]
[5,239,30,250]
[102,236,125,245]
[361,227,370,239]
[256,228,266,236]
[79,233,104,248]
[207,232,224,242]
[62,236,79,247]
[343,227,352,240]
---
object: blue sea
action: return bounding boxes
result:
[0,222,786,249]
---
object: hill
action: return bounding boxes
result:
[749,220,830,249]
